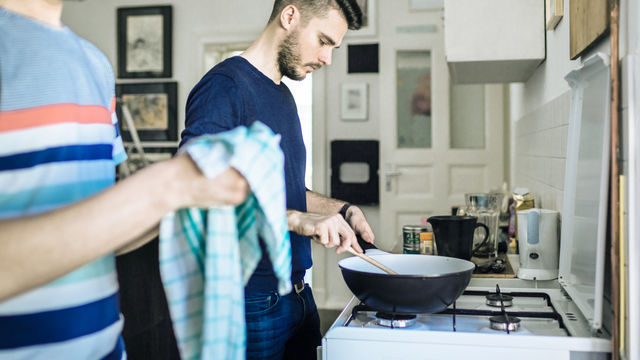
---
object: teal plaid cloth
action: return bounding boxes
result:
[159,122,292,360]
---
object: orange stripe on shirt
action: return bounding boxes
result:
[0,103,112,132]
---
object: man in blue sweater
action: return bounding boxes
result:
[180,0,374,359]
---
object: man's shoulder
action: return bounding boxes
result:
[191,57,253,99]
[202,57,256,85]
[74,36,113,72]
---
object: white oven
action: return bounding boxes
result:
[321,276,610,360]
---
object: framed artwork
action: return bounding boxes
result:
[350,0,376,37]
[409,0,444,11]
[341,83,368,120]
[545,0,563,30]
[115,82,178,142]
[117,6,172,78]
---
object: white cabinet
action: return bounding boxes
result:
[444,0,545,84]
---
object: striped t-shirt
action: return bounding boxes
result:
[0,8,127,360]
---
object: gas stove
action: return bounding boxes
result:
[321,278,611,360]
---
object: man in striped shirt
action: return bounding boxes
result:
[0,0,249,358]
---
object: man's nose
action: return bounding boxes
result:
[319,47,333,66]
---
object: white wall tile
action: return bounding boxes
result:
[513,91,571,212]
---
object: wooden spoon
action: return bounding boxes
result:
[347,247,398,275]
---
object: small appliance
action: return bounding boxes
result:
[516,209,559,280]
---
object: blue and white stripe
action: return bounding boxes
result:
[0,7,126,359]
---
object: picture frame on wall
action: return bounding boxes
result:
[115,82,178,142]
[341,83,369,121]
[349,0,376,37]
[117,5,172,78]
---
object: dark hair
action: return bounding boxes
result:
[268,0,362,30]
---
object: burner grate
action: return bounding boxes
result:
[346,286,568,335]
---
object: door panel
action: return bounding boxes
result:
[395,165,433,199]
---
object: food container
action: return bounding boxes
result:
[403,225,428,254]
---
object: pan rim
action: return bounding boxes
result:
[338,254,475,278]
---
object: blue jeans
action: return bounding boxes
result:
[244,284,321,360]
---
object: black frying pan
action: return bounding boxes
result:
[338,239,475,314]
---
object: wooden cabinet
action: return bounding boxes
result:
[444,0,545,84]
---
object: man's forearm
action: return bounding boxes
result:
[287,192,374,251]
[304,191,375,244]
[0,153,253,302]
[0,158,187,301]
[305,190,348,214]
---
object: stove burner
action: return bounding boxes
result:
[486,293,514,307]
[489,314,521,332]
[375,312,417,328]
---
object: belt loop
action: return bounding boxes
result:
[294,280,305,294]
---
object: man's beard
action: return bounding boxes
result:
[277,30,319,81]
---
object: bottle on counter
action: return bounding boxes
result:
[420,231,434,255]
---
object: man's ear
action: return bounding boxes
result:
[279,4,300,30]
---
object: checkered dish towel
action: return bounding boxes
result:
[159,121,292,360]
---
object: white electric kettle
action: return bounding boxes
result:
[516,208,559,280]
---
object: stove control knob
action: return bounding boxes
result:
[529,252,539,260]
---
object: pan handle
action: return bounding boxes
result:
[356,235,390,255]
[357,234,377,251]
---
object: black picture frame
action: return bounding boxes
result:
[348,43,379,73]
[330,140,379,205]
[115,82,178,142]
[117,5,172,78]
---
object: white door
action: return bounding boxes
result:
[378,31,505,253]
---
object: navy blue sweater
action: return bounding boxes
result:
[181,56,309,293]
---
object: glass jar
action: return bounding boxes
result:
[458,193,499,257]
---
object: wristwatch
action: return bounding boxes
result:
[338,203,352,219]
